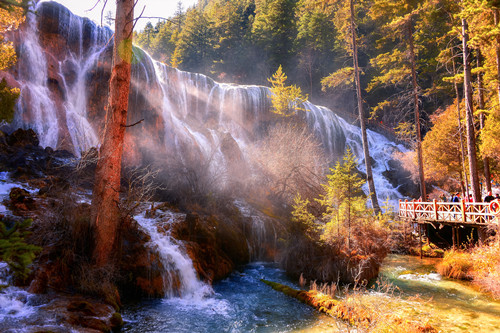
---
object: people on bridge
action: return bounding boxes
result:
[484,191,495,203]
[452,192,461,202]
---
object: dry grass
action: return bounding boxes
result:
[265,277,437,333]
[469,243,500,298]
[437,249,473,280]
[437,243,500,299]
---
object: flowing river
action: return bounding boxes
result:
[121,255,500,333]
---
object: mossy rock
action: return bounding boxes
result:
[110,312,124,328]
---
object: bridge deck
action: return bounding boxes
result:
[398,199,499,227]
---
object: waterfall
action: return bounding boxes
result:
[134,213,213,299]
[15,9,59,149]
[15,2,112,156]
[12,2,407,204]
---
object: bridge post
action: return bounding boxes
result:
[433,199,438,220]
[452,226,456,249]
[461,201,466,223]
[419,224,423,259]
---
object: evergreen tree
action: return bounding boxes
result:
[367,0,435,200]
[268,65,307,117]
[318,148,365,249]
[173,8,215,74]
[295,0,338,97]
[0,219,41,283]
[252,0,299,74]
[321,0,380,213]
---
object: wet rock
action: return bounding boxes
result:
[8,187,36,212]
[40,295,117,333]
[172,213,249,283]
[6,128,39,147]
[117,218,167,298]
[384,159,420,198]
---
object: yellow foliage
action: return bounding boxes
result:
[268,65,308,117]
[422,102,464,183]
[0,3,25,71]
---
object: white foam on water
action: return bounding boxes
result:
[399,272,441,282]
[0,262,36,322]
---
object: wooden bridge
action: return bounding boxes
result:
[398,199,500,227]
[398,199,500,252]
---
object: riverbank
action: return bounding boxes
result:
[437,242,500,298]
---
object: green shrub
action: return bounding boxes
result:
[0,219,41,283]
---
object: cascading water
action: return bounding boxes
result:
[15,2,112,156]
[134,212,213,299]
[15,9,59,149]
[13,1,407,206]
[8,1,410,310]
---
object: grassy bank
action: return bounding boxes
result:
[437,242,500,298]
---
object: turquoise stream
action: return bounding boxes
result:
[121,263,335,332]
[121,255,500,333]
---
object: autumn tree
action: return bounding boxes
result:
[422,103,465,186]
[0,0,27,122]
[268,65,307,117]
[91,0,134,266]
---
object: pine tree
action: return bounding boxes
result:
[318,147,365,249]
[321,0,380,213]
[268,65,308,117]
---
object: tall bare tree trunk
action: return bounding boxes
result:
[91,0,134,267]
[350,0,380,213]
[452,58,469,197]
[477,53,491,193]
[494,9,500,105]
[461,18,480,202]
[407,22,426,200]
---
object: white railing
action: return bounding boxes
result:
[398,199,499,225]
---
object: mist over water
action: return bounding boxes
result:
[13,1,406,207]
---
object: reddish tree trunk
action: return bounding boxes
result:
[91,0,134,267]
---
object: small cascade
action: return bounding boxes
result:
[234,200,277,261]
[134,213,213,299]
[0,263,35,328]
